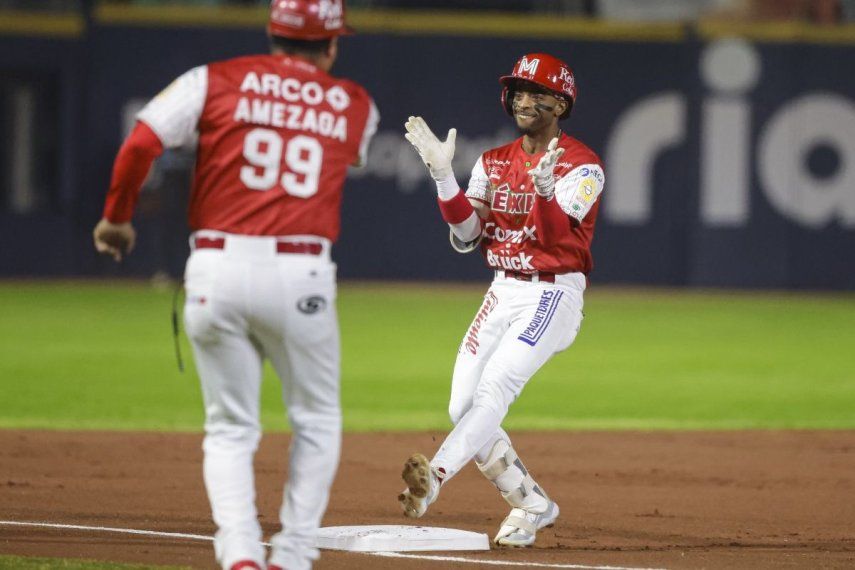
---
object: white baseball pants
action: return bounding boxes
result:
[183,231,340,570]
[432,271,586,479]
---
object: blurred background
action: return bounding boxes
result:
[1,0,854,288]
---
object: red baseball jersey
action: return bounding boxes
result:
[136,54,379,240]
[465,132,604,275]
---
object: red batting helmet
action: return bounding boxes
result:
[500,53,576,120]
[268,0,354,40]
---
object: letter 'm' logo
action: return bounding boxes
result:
[517,57,540,77]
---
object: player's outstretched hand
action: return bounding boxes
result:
[528,137,565,199]
[93,218,136,262]
[404,116,456,180]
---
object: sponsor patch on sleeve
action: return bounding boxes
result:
[580,178,596,202]
[554,163,604,222]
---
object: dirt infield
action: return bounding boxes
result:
[1,431,854,569]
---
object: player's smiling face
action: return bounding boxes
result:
[511,86,563,134]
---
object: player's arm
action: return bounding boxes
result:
[450,156,494,253]
[528,139,605,245]
[93,122,164,261]
[93,65,208,262]
[403,116,482,253]
[353,99,380,167]
[526,137,571,246]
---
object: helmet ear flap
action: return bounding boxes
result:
[501,86,515,117]
[557,98,572,120]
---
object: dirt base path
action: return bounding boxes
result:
[1,431,854,569]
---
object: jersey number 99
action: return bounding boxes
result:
[240,128,323,198]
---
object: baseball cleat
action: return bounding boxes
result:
[493,500,559,547]
[398,453,441,518]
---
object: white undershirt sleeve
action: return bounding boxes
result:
[354,99,380,167]
[137,65,208,149]
[554,163,605,223]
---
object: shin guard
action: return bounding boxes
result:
[476,439,550,513]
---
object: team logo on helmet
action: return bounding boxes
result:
[516,57,540,77]
[318,0,345,29]
[269,0,351,39]
[559,67,575,96]
[271,1,305,28]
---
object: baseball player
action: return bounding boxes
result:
[92,2,378,569]
[399,53,603,547]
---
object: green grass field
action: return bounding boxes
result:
[1,281,853,432]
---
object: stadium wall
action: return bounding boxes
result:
[1,5,854,288]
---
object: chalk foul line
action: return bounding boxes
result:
[0,520,665,570]
[372,551,665,569]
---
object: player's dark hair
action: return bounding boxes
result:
[269,35,332,57]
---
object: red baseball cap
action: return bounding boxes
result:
[500,53,576,119]
[269,0,354,40]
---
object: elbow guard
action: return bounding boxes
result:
[449,229,482,254]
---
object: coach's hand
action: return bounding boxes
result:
[404,116,456,180]
[93,218,136,262]
[528,137,565,200]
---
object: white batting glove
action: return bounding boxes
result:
[404,116,456,181]
[527,137,565,200]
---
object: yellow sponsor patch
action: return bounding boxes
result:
[580,178,596,202]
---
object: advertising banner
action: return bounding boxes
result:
[2,17,853,287]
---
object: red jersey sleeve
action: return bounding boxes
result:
[530,193,571,246]
[102,121,164,223]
